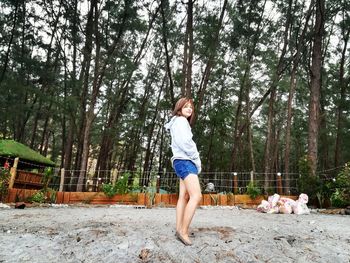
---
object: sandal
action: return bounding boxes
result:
[175,231,192,246]
[175,231,195,237]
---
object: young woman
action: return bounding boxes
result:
[164,97,202,246]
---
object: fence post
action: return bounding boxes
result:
[233,172,238,194]
[250,171,254,182]
[8,157,19,189]
[277,172,282,194]
[112,169,118,186]
[156,175,160,193]
[162,168,166,191]
[59,168,65,192]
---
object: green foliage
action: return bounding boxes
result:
[0,168,10,201]
[114,172,131,194]
[102,183,118,198]
[102,173,131,197]
[330,163,350,207]
[29,191,46,203]
[298,155,312,177]
[246,181,261,199]
[46,188,57,203]
[330,189,347,208]
[297,174,322,200]
[316,180,334,209]
[265,187,275,196]
[42,167,54,189]
[297,156,322,200]
[0,140,55,166]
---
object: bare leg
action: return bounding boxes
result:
[176,179,189,233]
[178,174,202,244]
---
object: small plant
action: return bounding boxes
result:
[42,167,54,189]
[297,155,322,201]
[265,187,275,196]
[145,185,156,207]
[330,189,347,208]
[0,168,10,201]
[115,173,131,194]
[246,181,261,199]
[210,194,218,205]
[102,183,117,198]
[298,175,322,200]
[29,191,46,203]
[227,192,234,205]
[101,173,132,198]
[330,163,350,207]
[47,188,57,203]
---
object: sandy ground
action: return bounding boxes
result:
[0,204,350,263]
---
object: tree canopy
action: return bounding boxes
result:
[0,0,349,191]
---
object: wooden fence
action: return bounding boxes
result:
[6,188,298,207]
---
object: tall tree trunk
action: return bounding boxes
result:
[230,0,267,171]
[205,69,227,172]
[72,0,96,189]
[0,1,19,85]
[307,0,325,176]
[95,5,160,174]
[142,77,164,185]
[158,112,167,175]
[160,0,175,106]
[76,0,99,191]
[196,0,228,121]
[263,84,277,190]
[284,1,313,192]
[248,124,256,173]
[318,16,337,172]
[61,0,78,188]
[77,0,129,191]
[30,101,42,149]
[263,0,292,190]
[185,0,194,98]
[334,29,349,167]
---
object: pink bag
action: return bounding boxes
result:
[279,202,293,214]
[298,193,309,204]
[268,193,280,207]
[257,200,271,213]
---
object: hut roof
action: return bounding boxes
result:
[0,140,56,167]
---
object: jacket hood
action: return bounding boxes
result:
[164,116,177,131]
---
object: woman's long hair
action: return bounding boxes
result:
[172,97,195,126]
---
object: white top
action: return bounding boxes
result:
[164,116,201,173]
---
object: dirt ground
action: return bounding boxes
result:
[0,204,349,263]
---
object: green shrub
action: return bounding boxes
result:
[102,183,117,198]
[47,188,57,203]
[42,167,54,189]
[246,181,261,199]
[331,189,347,207]
[297,155,322,201]
[330,163,350,207]
[114,173,131,194]
[0,168,10,201]
[29,191,46,203]
[297,174,322,199]
[102,173,132,197]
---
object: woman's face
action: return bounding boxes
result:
[181,102,193,118]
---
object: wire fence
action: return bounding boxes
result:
[2,157,348,195]
[45,169,302,195]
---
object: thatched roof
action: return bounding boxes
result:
[0,140,56,167]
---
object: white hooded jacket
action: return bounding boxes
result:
[164,116,202,174]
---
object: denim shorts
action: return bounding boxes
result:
[173,159,198,180]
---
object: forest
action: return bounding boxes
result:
[0,0,349,194]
